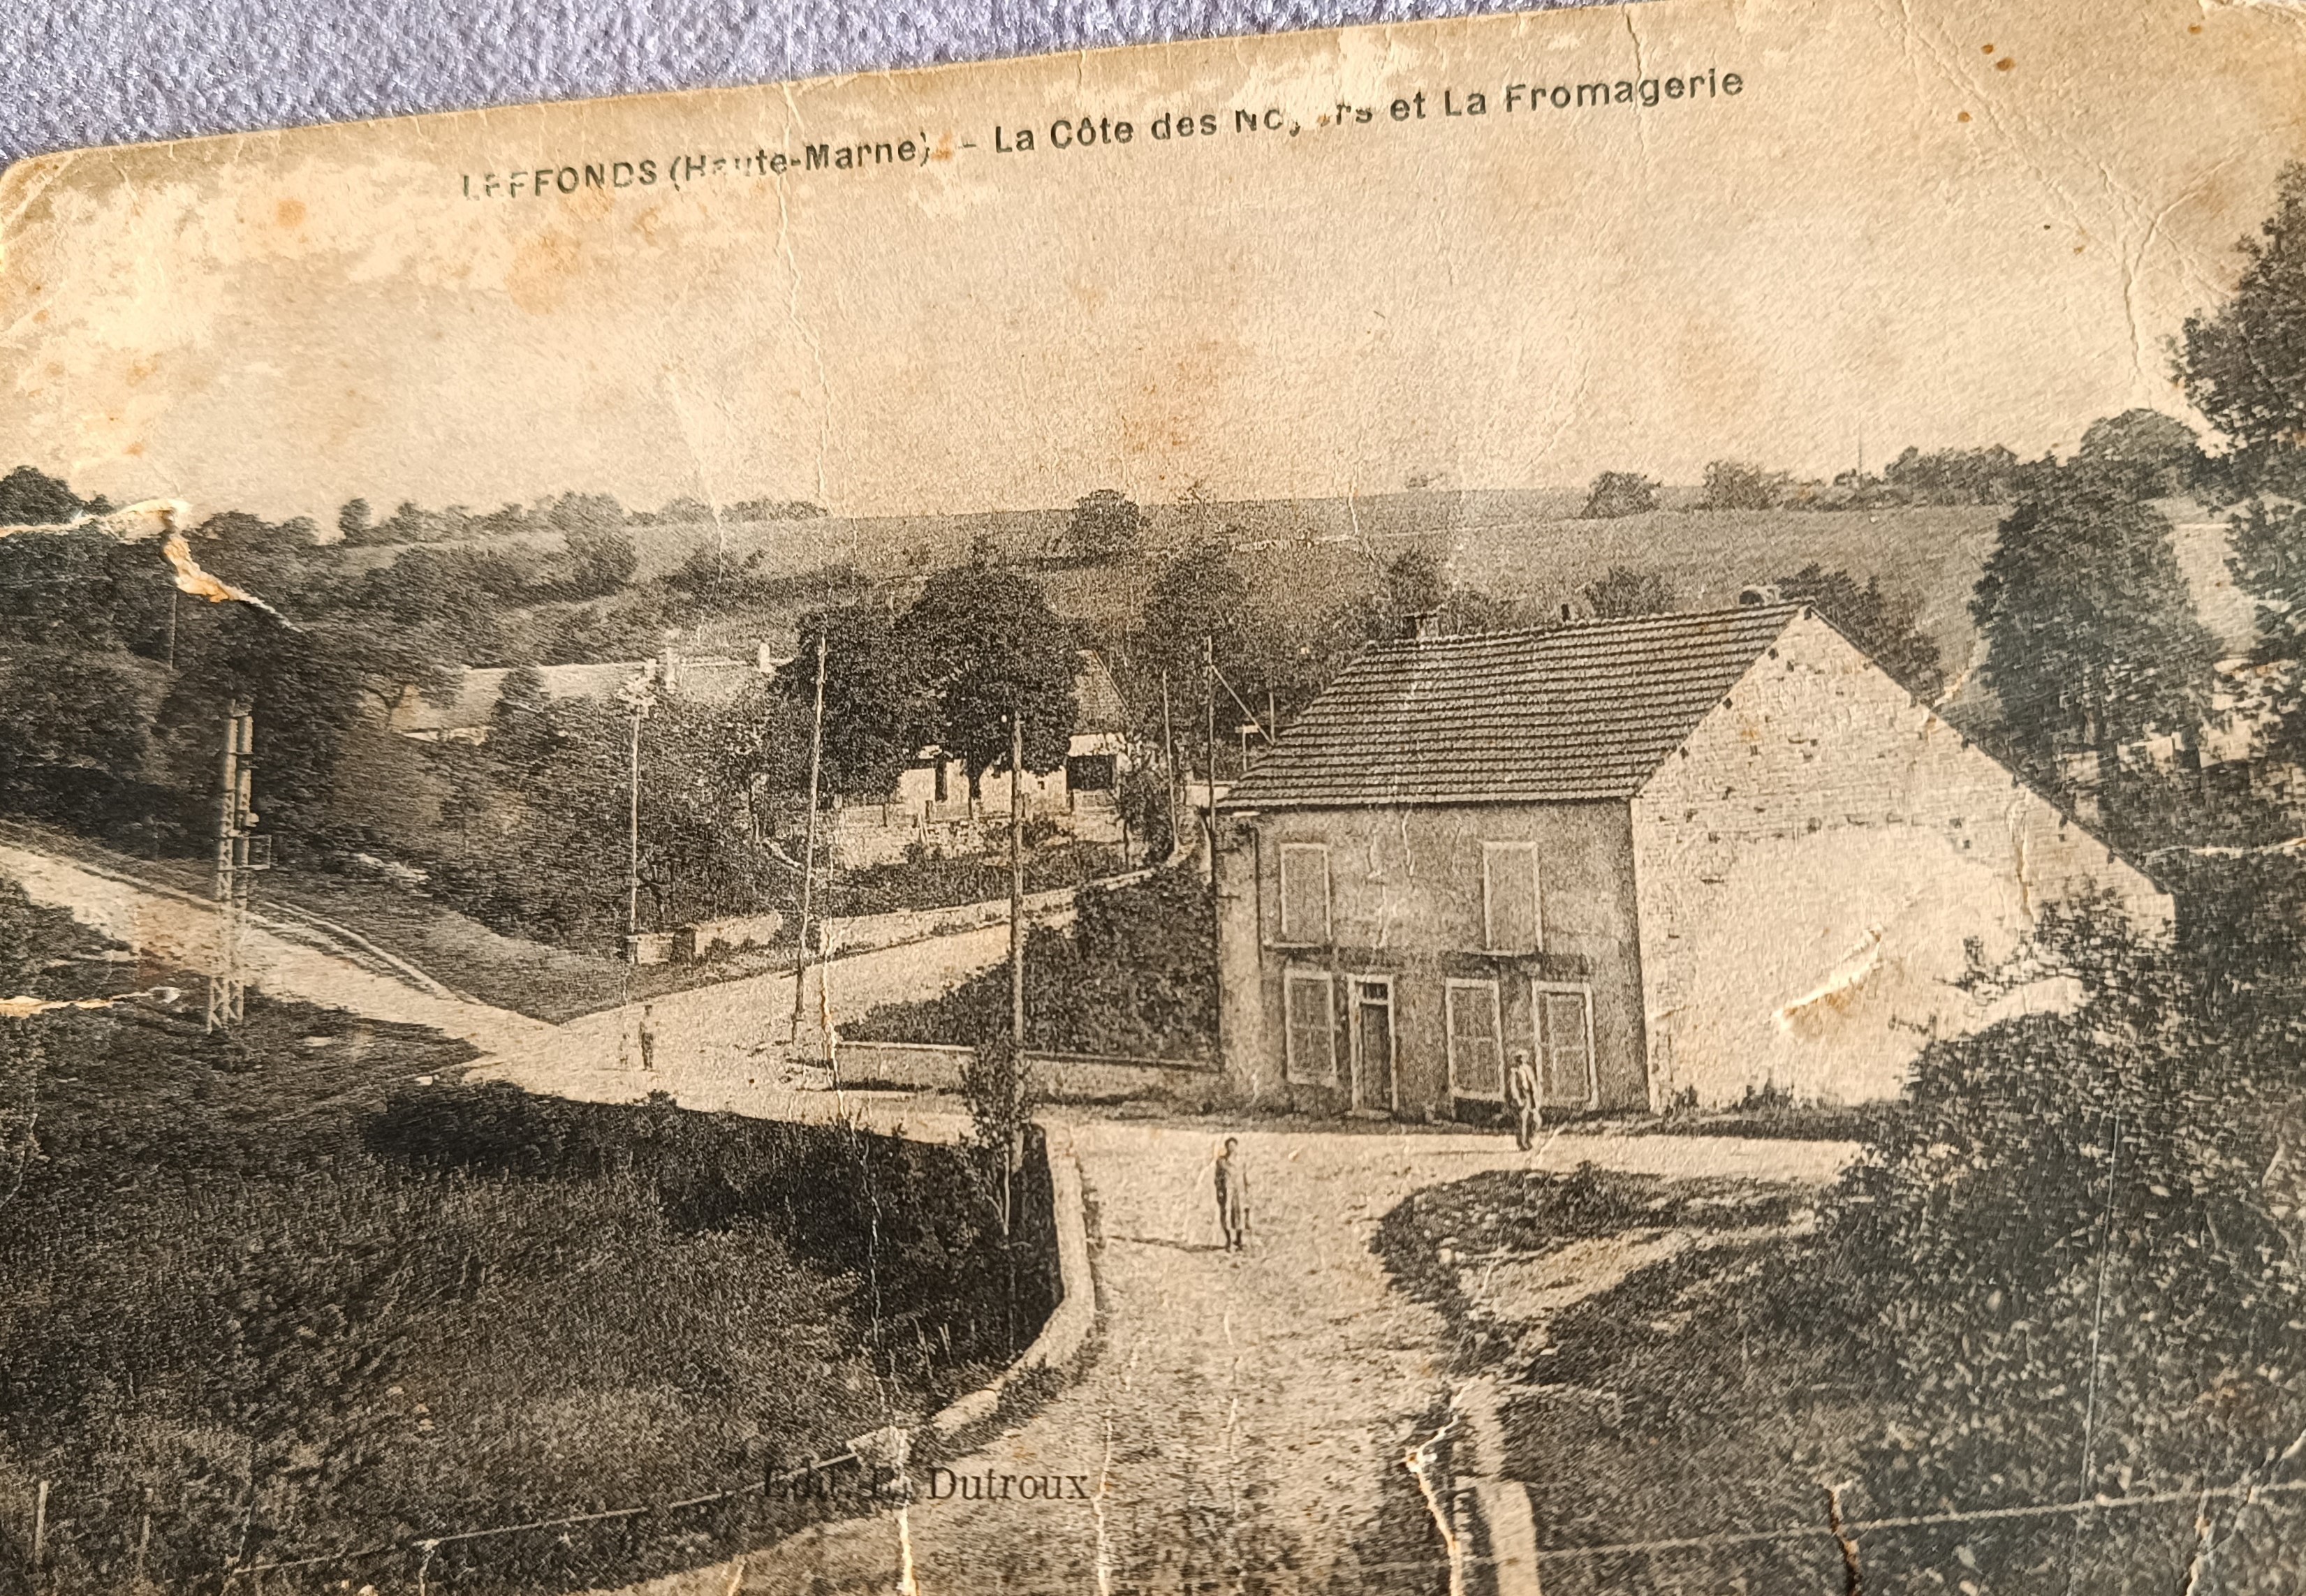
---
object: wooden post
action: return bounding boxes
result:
[1203,637,1218,884]
[31,1478,47,1582]
[1010,711,1026,1051]
[788,633,829,1038]
[133,1487,152,1587]
[626,707,642,951]
[1160,669,1178,857]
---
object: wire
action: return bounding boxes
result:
[1529,1475,2306,1562]
[223,1451,862,1579]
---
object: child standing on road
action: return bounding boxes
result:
[1214,1137,1251,1253]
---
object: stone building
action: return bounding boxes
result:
[1214,602,2171,1118]
[825,649,1137,866]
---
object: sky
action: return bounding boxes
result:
[0,0,2300,526]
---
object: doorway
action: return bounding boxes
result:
[1348,976,1396,1114]
[1533,982,1599,1109]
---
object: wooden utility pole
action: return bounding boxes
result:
[1203,636,1218,884]
[205,704,256,1032]
[625,707,642,953]
[1009,710,1026,1051]
[1160,668,1179,858]
[788,633,830,1037]
[1205,640,1223,1068]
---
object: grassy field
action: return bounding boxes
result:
[0,874,1054,1595]
[330,490,2025,659]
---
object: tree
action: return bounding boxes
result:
[0,464,91,526]
[897,566,1076,799]
[1881,444,2025,505]
[1843,885,2306,1593]
[1698,460,1784,510]
[631,685,782,932]
[776,603,923,798]
[485,664,555,769]
[335,498,373,544]
[541,492,626,536]
[0,525,172,656]
[1138,538,1254,686]
[561,524,638,599]
[2076,408,2204,496]
[1580,471,1658,519]
[153,605,428,845]
[1580,565,1675,619]
[189,511,331,614]
[1970,462,2219,834]
[2177,168,2306,774]
[1065,489,1145,564]
[2180,161,2306,494]
[0,644,154,795]
[1775,564,1946,699]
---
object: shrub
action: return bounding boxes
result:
[847,865,1215,1060]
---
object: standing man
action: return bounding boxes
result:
[1506,1048,1543,1151]
[639,1003,659,1072]
[1213,1137,1251,1253]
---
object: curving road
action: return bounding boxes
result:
[2,842,1853,1595]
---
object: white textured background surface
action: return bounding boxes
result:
[1,0,1592,163]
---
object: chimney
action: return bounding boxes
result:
[1559,603,1573,623]
[1404,609,1441,640]
[1738,583,1783,608]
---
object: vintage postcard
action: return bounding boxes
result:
[3,0,2305,1590]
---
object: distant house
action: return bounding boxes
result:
[1214,603,2172,1118]
[826,649,1137,866]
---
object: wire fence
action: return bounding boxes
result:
[235,1447,872,1587]
[1511,1473,2306,1594]
[14,1447,887,1596]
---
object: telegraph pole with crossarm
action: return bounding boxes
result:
[205,703,265,1031]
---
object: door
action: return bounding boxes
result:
[1349,977,1396,1113]
[1534,983,1598,1109]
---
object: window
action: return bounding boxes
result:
[1482,841,1542,952]
[1284,968,1337,1085]
[1065,752,1117,792]
[1535,983,1596,1108]
[1277,842,1332,943]
[1446,979,1504,1100]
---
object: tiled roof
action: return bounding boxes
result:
[1225,604,1807,808]
[1074,649,1133,734]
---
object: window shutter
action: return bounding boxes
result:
[1278,843,1331,943]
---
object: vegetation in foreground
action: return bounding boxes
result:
[1379,863,2306,1595]
[0,877,1055,1596]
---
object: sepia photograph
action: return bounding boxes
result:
[2,0,2305,1589]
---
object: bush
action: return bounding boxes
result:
[1831,889,2306,1591]
[848,865,1215,1060]
[0,887,1056,1595]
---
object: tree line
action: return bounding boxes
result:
[1571,406,2207,519]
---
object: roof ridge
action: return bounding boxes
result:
[1365,600,1805,653]
[1228,602,1812,808]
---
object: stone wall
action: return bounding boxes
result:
[1631,612,2172,1108]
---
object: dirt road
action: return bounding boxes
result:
[700,1121,1851,1596]
[3,843,1853,1595]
